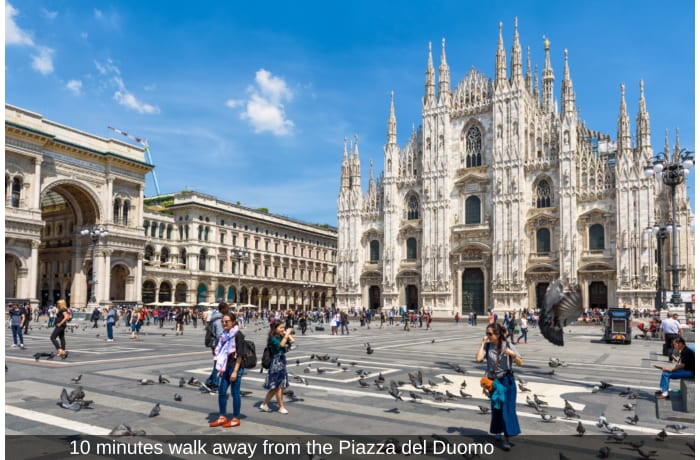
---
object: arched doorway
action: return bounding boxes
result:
[369,286,381,309]
[462,268,485,315]
[240,287,249,304]
[159,281,172,303]
[142,280,156,304]
[535,282,549,311]
[405,285,418,309]
[197,283,208,304]
[262,288,270,309]
[175,283,187,303]
[110,265,128,301]
[589,281,608,309]
[251,288,260,307]
[5,254,20,299]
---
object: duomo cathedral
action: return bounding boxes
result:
[336,20,694,316]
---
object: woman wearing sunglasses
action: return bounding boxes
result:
[476,322,522,451]
[209,312,245,428]
[260,319,295,414]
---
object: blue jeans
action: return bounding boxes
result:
[107,322,114,340]
[218,366,244,418]
[11,325,24,345]
[660,369,694,393]
[517,328,528,343]
[206,359,220,389]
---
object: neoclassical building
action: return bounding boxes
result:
[6,104,151,308]
[141,192,337,310]
[336,21,694,317]
[5,104,338,310]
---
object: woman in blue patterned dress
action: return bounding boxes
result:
[260,319,295,414]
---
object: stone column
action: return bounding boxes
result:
[33,158,42,211]
[105,177,114,224]
[135,252,144,304]
[457,268,463,314]
[126,275,135,302]
[101,248,112,304]
[29,240,40,303]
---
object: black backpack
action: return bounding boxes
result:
[261,340,272,370]
[237,333,257,369]
[204,320,216,349]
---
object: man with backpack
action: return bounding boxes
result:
[204,302,229,394]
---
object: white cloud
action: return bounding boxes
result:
[66,80,82,95]
[31,46,54,75]
[94,59,160,114]
[234,69,294,136]
[41,9,58,20]
[81,32,88,40]
[6,2,34,46]
[94,9,103,20]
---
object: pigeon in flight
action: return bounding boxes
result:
[148,403,160,417]
[71,375,82,384]
[539,280,583,346]
[665,423,688,433]
[388,381,403,401]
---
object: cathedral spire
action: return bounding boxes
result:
[674,128,682,162]
[495,22,507,89]
[541,35,555,113]
[636,80,651,153]
[438,38,451,104]
[387,91,397,145]
[525,46,533,94]
[560,49,575,116]
[534,65,540,107]
[664,128,670,162]
[340,137,349,190]
[424,42,435,107]
[510,17,522,85]
[617,83,631,151]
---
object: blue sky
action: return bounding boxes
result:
[5,1,695,226]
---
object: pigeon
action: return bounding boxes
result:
[564,399,574,411]
[375,382,386,390]
[109,424,146,436]
[432,392,447,403]
[388,381,403,401]
[355,369,365,375]
[576,421,585,436]
[563,407,580,419]
[158,374,170,384]
[596,413,607,428]
[625,414,639,425]
[459,389,472,398]
[76,399,94,409]
[69,386,85,402]
[187,377,202,386]
[283,389,295,397]
[316,368,326,374]
[622,403,635,411]
[540,413,556,422]
[148,403,160,417]
[365,343,374,354]
[59,389,82,411]
[597,447,610,458]
[477,405,490,414]
[178,377,186,388]
[33,351,55,361]
[636,447,657,459]
[384,407,400,414]
[539,279,583,346]
[71,375,82,384]
[139,379,156,385]
[665,423,688,433]
[377,373,385,382]
[534,394,548,406]
[409,391,422,401]
[526,395,539,409]
[592,385,601,393]
[618,387,631,396]
[174,394,182,402]
[549,357,564,368]
[358,379,370,388]
[607,431,627,442]
[304,366,312,374]
[445,390,459,399]
[518,383,531,392]
[627,392,638,400]
[599,381,613,390]
[296,359,300,366]
[628,440,644,449]
[461,380,467,389]
[441,375,453,384]
[428,379,438,387]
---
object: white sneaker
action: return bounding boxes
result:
[19,344,24,349]
[106,339,114,342]
[259,403,271,412]
[11,344,17,348]
[279,408,289,414]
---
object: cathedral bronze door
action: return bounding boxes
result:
[536,283,549,310]
[405,285,418,309]
[462,269,484,315]
[589,281,608,309]
[369,286,381,310]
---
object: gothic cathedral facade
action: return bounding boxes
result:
[336,21,694,317]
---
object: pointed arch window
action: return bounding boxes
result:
[406,195,420,220]
[589,224,605,250]
[465,196,481,224]
[536,228,551,254]
[465,126,482,167]
[370,240,380,262]
[407,237,417,260]
[536,180,551,208]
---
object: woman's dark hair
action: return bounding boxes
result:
[268,319,284,341]
[486,322,508,352]
[222,312,236,324]
[674,336,686,346]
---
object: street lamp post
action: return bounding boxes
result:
[645,225,669,309]
[80,225,108,306]
[231,249,249,310]
[644,147,694,309]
